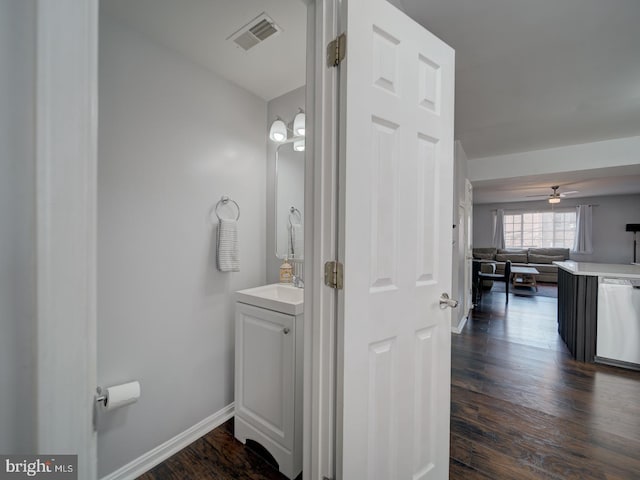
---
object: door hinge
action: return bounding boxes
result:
[324,260,344,289]
[326,33,346,67]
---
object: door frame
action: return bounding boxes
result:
[304,1,340,479]
[463,180,473,316]
[36,0,98,478]
[36,1,338,479]
[452,181,473,335]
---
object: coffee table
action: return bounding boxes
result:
[511,266,540,292]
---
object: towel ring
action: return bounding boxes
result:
[215,196,240,221]
[288,206,302,226]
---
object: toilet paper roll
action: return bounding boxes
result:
[104,381,141,411]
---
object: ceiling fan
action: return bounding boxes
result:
[526,185,579,204]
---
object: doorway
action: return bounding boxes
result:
[96,1,308,478]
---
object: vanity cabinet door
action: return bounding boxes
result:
[235,303,295,450]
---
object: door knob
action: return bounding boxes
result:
[283,328,290,335]
[439,293,459,309]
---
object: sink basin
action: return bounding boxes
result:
[236,283,304,315]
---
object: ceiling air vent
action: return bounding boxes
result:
[228,13,282,52]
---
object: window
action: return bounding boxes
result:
[504,209,576,249]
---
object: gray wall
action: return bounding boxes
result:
[266,86,306,282]
[98,15,267,476]
[473,194,640,264]
[0,0,37,454]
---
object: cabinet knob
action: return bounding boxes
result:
[283,328,290,335]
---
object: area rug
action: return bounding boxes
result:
[487,281,558,298]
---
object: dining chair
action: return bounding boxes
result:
[477,260,512,303]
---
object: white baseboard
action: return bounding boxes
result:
[101,403,235,480]
[451,312,469,334]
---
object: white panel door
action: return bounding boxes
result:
[337,0,455,478]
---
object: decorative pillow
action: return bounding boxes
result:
[496,253,528,263]
[528,254,566,264]
[474,252,496,260]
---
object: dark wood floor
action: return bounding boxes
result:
[137,419,296,480]
[139,287,640,479]
[451,287,640,479]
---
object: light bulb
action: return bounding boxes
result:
[293,112,306,137]
[269,119,287,143]
[294,139,305,152]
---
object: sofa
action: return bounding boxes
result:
[472,247,570,283]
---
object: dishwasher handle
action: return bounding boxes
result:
[601,277,640,288]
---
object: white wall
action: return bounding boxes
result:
[98,15,267,477]
[0,0,37,454]
[473,194,640,264]
[266,86,306,282]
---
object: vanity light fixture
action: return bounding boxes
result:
[269,108,306,144]
[293,139,305,152]
[293,109,306,137]
[269,118,287,143]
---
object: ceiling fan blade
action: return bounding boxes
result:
[559,190,579,197]
[525,186,578,199]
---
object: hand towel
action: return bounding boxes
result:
[217,219,240,272]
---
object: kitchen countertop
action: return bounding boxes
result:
[554,261,640,279]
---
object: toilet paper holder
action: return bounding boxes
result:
[95,381,141,410]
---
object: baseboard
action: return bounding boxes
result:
[101,403,235,480]
[451,312,469,334]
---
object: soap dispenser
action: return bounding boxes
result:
[279,257,293,284]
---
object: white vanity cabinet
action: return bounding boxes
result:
[234,300,303,479]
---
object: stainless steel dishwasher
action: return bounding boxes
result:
[596,277,640,369]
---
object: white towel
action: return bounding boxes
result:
[289,223,303,260]
[216,219,240,272]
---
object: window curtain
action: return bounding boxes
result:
[492,209,505,249]
[572,205,593,254]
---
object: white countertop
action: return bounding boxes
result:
[554,261,640,279]
[236,283,304,315]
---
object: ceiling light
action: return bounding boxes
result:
[269,119,287,143]
[548,197,561,204]
[293,110,306,137]
[293,139,305,152]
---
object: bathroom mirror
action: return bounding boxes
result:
[275,141,304,260]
